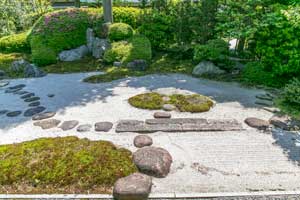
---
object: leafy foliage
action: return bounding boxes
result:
[113,7,142,28]
[0,32,30,53]
[108,23,134,41]
[282,78,300,106]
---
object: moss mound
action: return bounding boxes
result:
[128,92,214,113]
[0,32,30,53]
[108,23,134,41]
[0,136,137,194]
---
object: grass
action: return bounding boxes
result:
[0,136,137,194]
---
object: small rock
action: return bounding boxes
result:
[77,124,92,132]
[133,146,173,178]
[24,106,46,117]
[256,94,273,101]
[162,104,176,111]
[6,111,22,117]
[32,111,56,121]
[59,120,79,131]
[113,61,122,67]
[154,112,171,119]
[95,122,113,132]
[47,94,55,98]
[269,115,290,130]
[245,117,270,130]
[113,173,152,200]
[33,119,61,129]
[0,110,9,115]
[134,135,153,148]
[21,93,35,99]
[24,96,40,102]
[0,80,9,87]
[127,60,148,71]
[255,100,273,107]
[28,101,41,107]
[59,45,89,61]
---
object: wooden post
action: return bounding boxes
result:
[103,0,113,23]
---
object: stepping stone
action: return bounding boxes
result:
[24,106,46,117]
[245,117,269,130]
[28,101,40,107]
[6,111,22,117]
[95,122,113,132]
[269,115,290,131]
[24,97,40,102]
[262,107,280,113]
[14,91,29,95]
[21,93,35,99]
[162,104,176,111]
[113,173,152,200]
[32,111,56,121]
[133,146,173,178]
[0,110,9,115]
[0,81,9,87]
[134,135,153,148]
[77,124,92,132]
[47,94,55,98]
[255,99,273,107]
[33,119,61,129]
[256,94,273,101]
[154,112,171,119]
[59,120,79,131]
[8,84,26,90]
[5,87,22,93]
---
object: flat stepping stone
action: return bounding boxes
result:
[5,87,22,93]
[255,99,273,107]
[113,173,152,200]
[262,107,280,113]
[8,84,26,90]
[0,81,9,87]
[77,124,92,132]
[32,111,56,121]
[24,97,40,102]
[34,119,61,129]
[134,135,153,148]
[245,117,269,130]
[95,122,113,132]
[162,104,176,111]
[24,106,46,117]
[47,94,55,98]
[59,120,79,131]
[133,146,173,178]
[21,93,35,99]
[28,101,41,107]
[256,94,273,101]
[0,110,9,115]
[14,91,29,95]
[154,112,171,119]
[116,118,243,133]
[269,115,290,131]
[6,111,22,117]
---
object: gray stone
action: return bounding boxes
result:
[33,119,61,129]
[0,70,6,79]
[5,87,22,93]
[24,96,40,102]
[21,93,35,99]
[0,80,9,87]
[77,124,92,132]
[24,106,46,117]
[269,115,290,130]
[162,104,176,111]
[262,107,280,113]
[256,94,273,101]
[15,91,29,95]
[28,101,41,107]
[47,94,55,98]
[10,59,28,72]
[95,121,113,132]
[113,61,122,67]
[0,110,9,115]
[59,120,79,131]
[113,173,152,200]
[127,60,148,71]
[154,112,171,119]
[32,112,56,121]
[8,84,26,90]
[133,146,173,178]
[6,111,22,117]
[24,64,46,78]
[59,45,89,62]
[86,28,95,52]
[245,117,269,130]
[134,135,153,148]
[192,61,225,76]
[92,38,110,59]
[255,100,273,107]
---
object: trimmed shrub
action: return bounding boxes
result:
[282,78,300,106]
[0,32,30,53]
[113,7,142,28]
[28,8,103,66]
[108,23,134,42]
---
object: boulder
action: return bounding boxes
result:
[58,45,89,62]
[192,61,225,76]
[245,117,269,130]
[127,60,148,71]
[134,135,153,148]
[10,59,28,72]
[133,146,173,178]
[92,38,110,59]
[113,173,152,200]
[24,64,46,78]
[86,28,95,52]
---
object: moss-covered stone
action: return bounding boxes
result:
[128,93,164,110]
[0,136,137,194]
[108,23,134,41]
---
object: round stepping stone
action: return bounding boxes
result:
[113,173,152,200]
[77,124,92,132]
[24,96,40,102]
[28,101,40,107]
[59,120,79,131]
[162,104,176,111]
[0,110,9,115]
[24,106,46,117]
[0,81,9,87]
[8,84,26,90]
[32,111,56,121]
[21,93,35,99]
[133,146,173,178]
[14,91,29,95]
[47,94,55,98]
[134,135,153,148]
[33,119,61,130]
[95,122,113,132]
[245,117,270,130]
[154,112,171,119]
[6,111,22,117]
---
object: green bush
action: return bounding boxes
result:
[108,23,134,42]
[104,35,152,64]
[0,32,30,53]
[113,7,142,28]
[29,8,103,66]
[282,78,300,106]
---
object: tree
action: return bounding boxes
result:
[103,0,113,23]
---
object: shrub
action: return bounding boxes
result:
[113,7,142,28]
[282,78,300,106]
[108,23,134,41]
[29,8,103,66]
[0,32,30,53]
[104,35,152,64]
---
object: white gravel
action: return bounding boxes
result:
[0,72,300,194]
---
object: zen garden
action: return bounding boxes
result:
[0,0,300,199]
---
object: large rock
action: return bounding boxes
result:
[245,117,269,130]
[113,173,152,200]
[134,135,153,148]
[133,146,173,178]
[127,60,148,71]
[92,38,110,59]
[192,61,225,76]
[10,59,28,72]
[24,64,46,78]
[58,45,89,62]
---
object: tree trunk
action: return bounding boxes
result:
[103,0,113,23]
[237,37,246,53]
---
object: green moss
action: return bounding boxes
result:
[108,23,134,41]
[0,32,30,53]
[128,93,164,110]
[0,53,29,78]
[0,136,137,194]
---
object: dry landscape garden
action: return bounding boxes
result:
[0,0,300,199]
